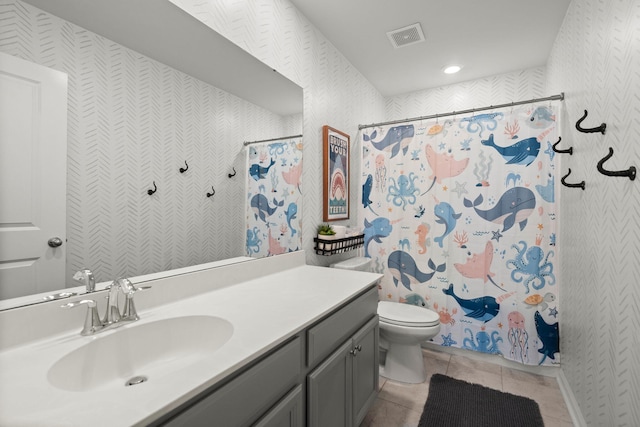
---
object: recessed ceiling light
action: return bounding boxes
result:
[443,65,462,74]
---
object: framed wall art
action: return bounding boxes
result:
[322,125,350,221]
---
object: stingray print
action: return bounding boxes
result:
[454,241,504,291]
[534,311,559,365]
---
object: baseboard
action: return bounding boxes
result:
[421,342,561,377]
[556,369,588,427]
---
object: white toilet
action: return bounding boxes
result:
[331,257,441,384]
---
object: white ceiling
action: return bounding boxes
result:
[289,0,572,97]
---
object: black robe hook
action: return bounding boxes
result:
[560,169,585,190]
[228,167,237,178]
[575,110,606,134]
[179,160,189,173]
[206,186,216,198]
[597,147,636,180]
[147,181,158,195]
[552,136,573,155]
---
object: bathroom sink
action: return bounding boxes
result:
[47,315,233,392]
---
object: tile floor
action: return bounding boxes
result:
[361,348,573,427]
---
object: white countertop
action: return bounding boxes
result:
[0,252,381,426]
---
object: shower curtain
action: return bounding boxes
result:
[245,137,303,258]
[359,104,560,366]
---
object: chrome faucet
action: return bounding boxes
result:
[72,269,95,292]
[63,277,148,335]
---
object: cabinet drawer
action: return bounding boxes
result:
[162,336,301,427]
[307,286,377,367]
[254,385,303,427]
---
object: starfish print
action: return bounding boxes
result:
[441,333,457,347]
[451,181,468,198]
[549,306,558,318]
[544,141,555,161]
[537,223,544,230]
[491,229,503,242]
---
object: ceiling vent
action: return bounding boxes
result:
[386,23,425,49]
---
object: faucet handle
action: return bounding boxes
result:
[73,269,96,292]
[120,283,151,321]
[61,299,103,336]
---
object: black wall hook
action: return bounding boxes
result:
[206,186,216,198]
[552,136,573,155]
[228,167,237,178]
[147,181,158,195]
[575,110,606,134]
[561,169,585,190]
[597,147,636,180]
[179,160,189,173]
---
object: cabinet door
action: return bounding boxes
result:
[307,339,353,427]
[352,316,379,427]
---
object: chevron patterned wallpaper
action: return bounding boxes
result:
[384,67,547,118]
[546,0,640,425]
[0,0,298,283]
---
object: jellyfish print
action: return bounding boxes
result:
[507,311,529,363]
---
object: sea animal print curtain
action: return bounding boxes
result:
[359,104,561,366]
[245,138,302,258]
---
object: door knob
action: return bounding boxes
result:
[48,237,63,247]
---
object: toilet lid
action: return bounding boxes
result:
[378,301,440,327]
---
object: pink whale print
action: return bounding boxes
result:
[422,145,469,194]
[454,241,504,291]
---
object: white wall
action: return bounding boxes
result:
[384,67,547,119]
[0,0,297,283]
[546,0,640,425]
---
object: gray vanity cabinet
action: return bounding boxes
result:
[155,285,378,427]
[307,316,379,427]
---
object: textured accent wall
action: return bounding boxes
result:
[0,0,297,283]
[546,0,640,425]
[384,67,547,119]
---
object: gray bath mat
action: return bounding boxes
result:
[418,374,545,427]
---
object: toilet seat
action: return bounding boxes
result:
[378,301,440,327]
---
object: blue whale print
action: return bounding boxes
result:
[388,251,446,290]
[249,158,276,180]
[363,125,414,158]
[481,133,540,167]
[442,283,500,323]
[434,202,461,248]
[285,202,298,237]
[363,217,394,257]
[464,187,536,232]
[250,194,283,223]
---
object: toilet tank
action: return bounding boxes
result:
[330,257,371,272]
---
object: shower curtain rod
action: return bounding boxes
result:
[358,92,564,130]
[243,134,303,146]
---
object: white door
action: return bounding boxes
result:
[0,52,67,300]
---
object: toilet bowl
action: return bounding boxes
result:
[331,257,441,384]
[377,301,440,383]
